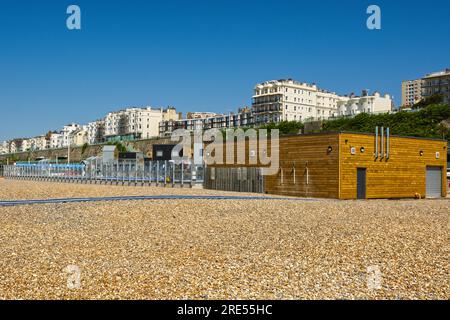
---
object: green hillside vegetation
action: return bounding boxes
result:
[322,104,450,141]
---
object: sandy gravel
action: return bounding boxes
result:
[0,179,448,300]
[0,179,264,201]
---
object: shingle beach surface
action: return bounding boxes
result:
[0,180,448,299]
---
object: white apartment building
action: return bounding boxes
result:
[28,136,48,151]
[105,107,179,141]
[252,79,341,124]
[253,79,393,123]
[337,91,393,116]
[61,123,80,147]
[87,120,106,145]
[48,132,63,149]
[0,141,9,154]
[21,139,30,152]
[422,68,450,105]
[9,139,26,153]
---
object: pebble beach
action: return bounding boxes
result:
[0,179,448,300]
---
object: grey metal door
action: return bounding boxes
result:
[357,168,366,199]
[426,167,442,198]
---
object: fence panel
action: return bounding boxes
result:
[204,167,264,194]
[2,161,204,188]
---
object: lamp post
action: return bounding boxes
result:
[67,141,71,164]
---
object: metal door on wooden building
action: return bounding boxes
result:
[357,168,366,199]
[426,167,442,198]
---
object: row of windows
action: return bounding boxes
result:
[285,105,312,112]
[255,87,314,96]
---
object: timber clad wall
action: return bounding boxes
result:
[264,134,340,198]
[205,132,447,199]
[339,133,447,199]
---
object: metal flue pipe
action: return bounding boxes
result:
[375,126,379,159]
[386,127,390,160]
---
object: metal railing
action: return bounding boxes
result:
[3,161,204,188]
[204,167,265,194]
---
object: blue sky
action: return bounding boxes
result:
[0,0,449,141]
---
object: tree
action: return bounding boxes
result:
[106,141,127,153]
[322,104,450,141]
[413,93,444,109]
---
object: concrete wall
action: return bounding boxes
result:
[0,137,174,163]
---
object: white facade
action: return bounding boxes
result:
[252,79,341,123]
[21,139,30,152]
[337,92,393,117]
[422,69,450,105]
[105,107,178,140]
[9,139,26,153]
[28,136,48,151]
[0,141,8,154]
[49,132,63,149]
[61,123,80,147]
[87,120,106,144]
[253,79,393,122]
[9,141,18,153]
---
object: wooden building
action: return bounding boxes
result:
[204,132,448,199]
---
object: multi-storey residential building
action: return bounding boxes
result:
[105,107,179,142]
[252,79,341,124]
[28,136,48,151]
[48,132,63,149]
[71,128,88,146]
[0,141,9,154]
[421,69,450,104]
[87,120,106,145]
[159,107,254,137]
[401,79,422,107]
[21,139,31,152]
[337,91,392,117]
[9,139,25,153]
[61,123,80,147]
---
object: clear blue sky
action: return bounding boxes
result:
[0,0,449,141]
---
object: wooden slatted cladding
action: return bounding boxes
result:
[205,133,340,198]
[339,133,447,199]
[264,134,340,198]
[205,132,447,199]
